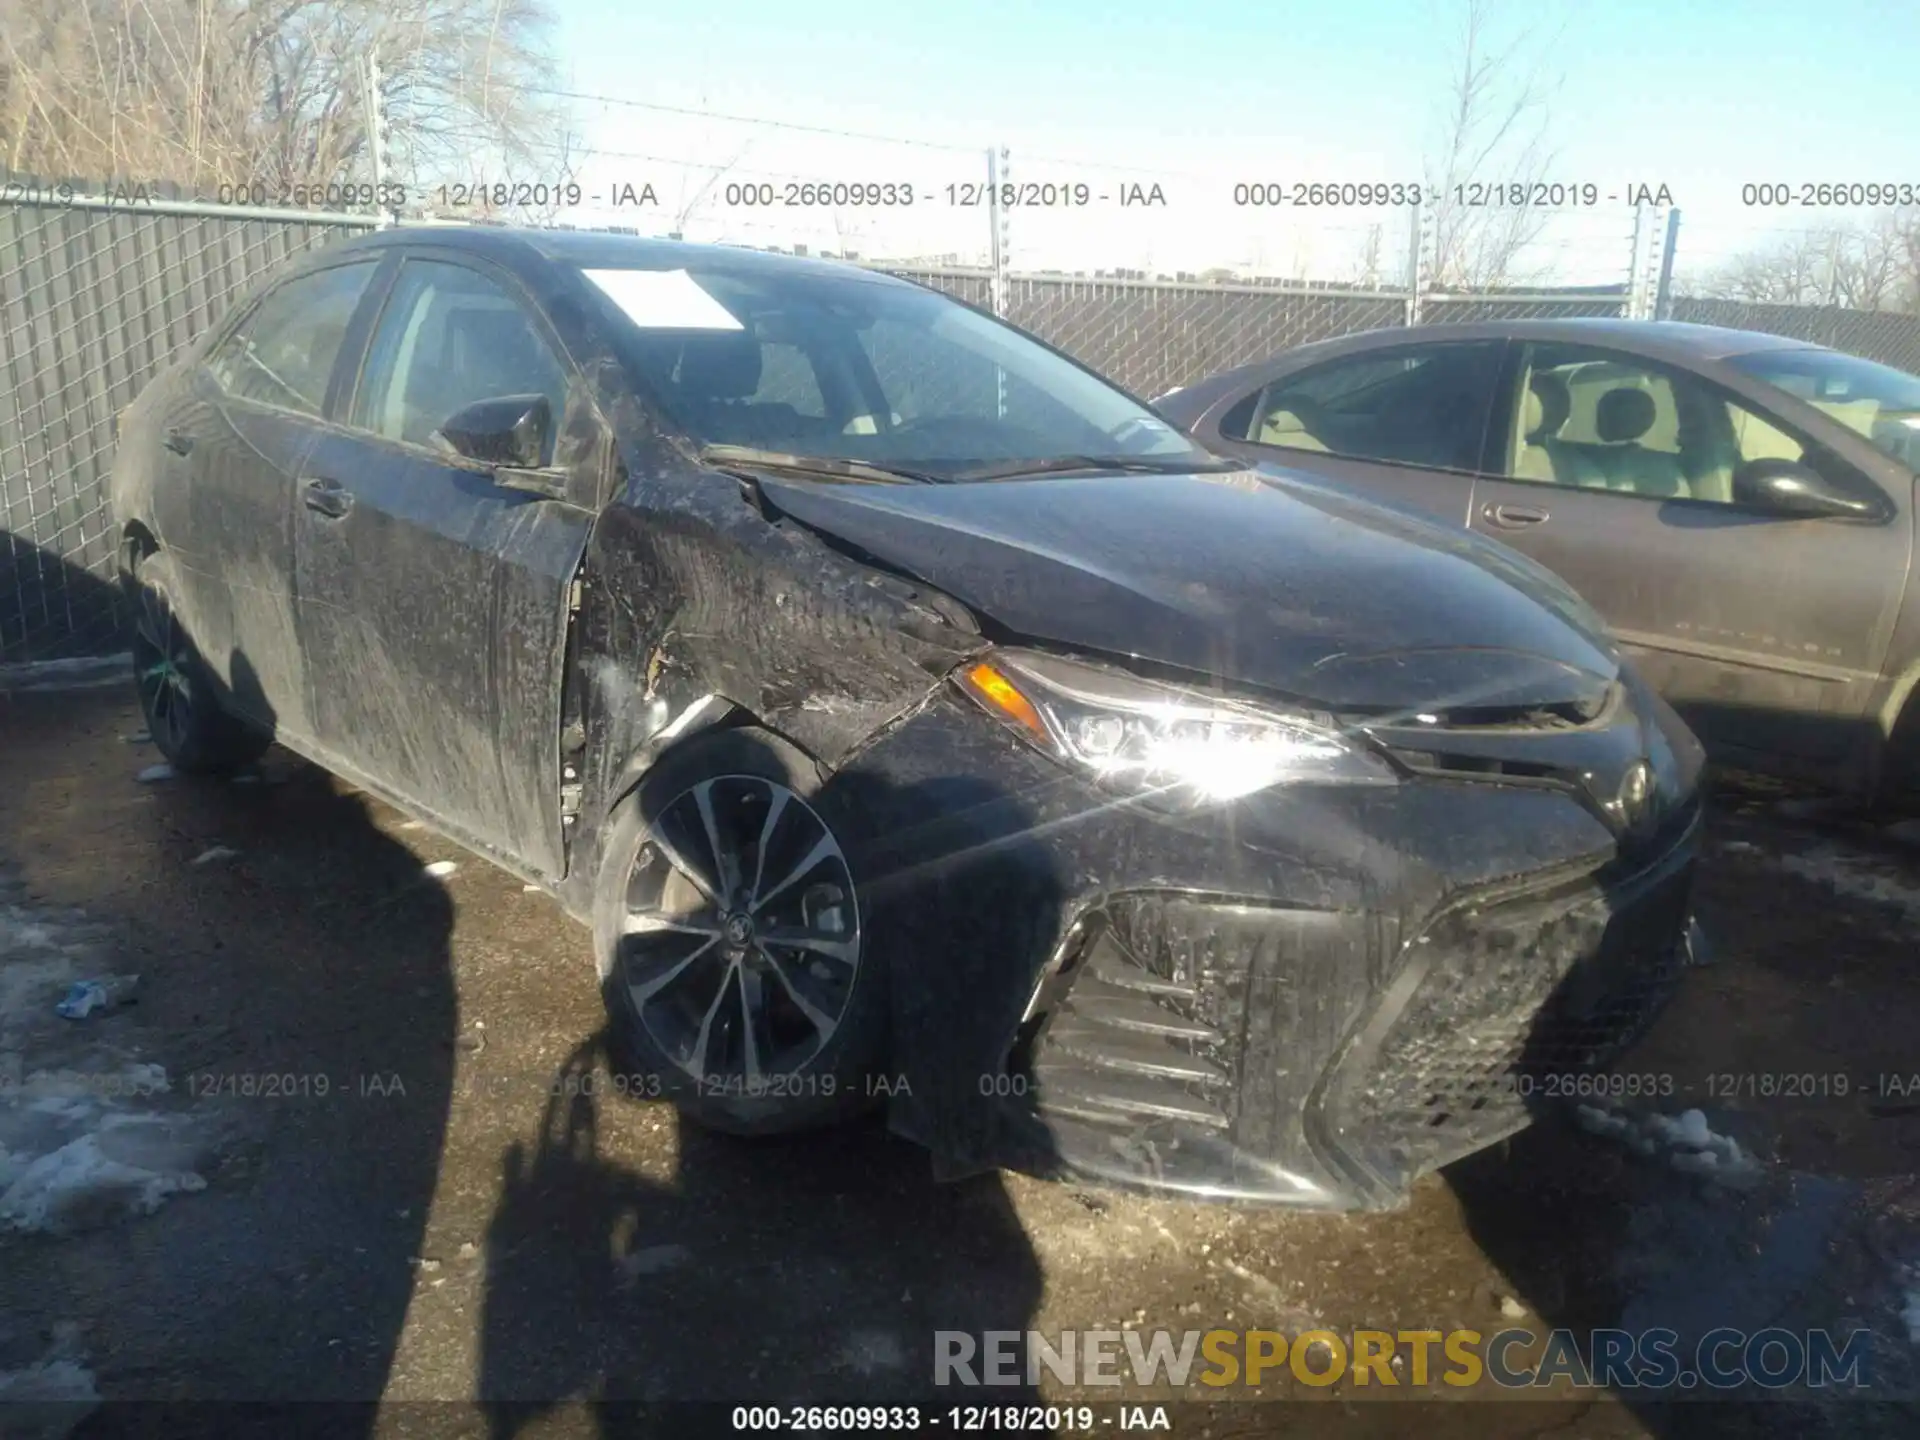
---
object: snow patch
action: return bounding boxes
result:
[1768,843,1920,930]
[1575,1105,1764,1189]
[134,763,174,784]
[614,1242,692,1283]
[0,1355,99,1440]
[0,886,217,1234]
[0,652,130,693]
[423,860,458,879]
[0,1129,206,1233]
[836,1329,908,1374]
[190,846,239,866]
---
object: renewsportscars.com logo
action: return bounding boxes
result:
[934,1327,1873,1392]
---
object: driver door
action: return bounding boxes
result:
[1467,341,1906,767]
[293,253,597,877]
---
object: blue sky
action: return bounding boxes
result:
[530,0,1920,281]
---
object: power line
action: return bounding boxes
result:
[513,85,981,153]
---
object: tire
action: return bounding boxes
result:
[126,553,271,775]
[592,727,888,1135]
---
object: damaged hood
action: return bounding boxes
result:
[756,466,1622,713]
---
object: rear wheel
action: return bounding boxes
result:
[127,554,270,774]
[592,728,887,1135]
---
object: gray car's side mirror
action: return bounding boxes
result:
[1730,457,1877,519]
[438,394,552,470]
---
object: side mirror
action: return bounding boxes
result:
[437,394,552,470]
[1730,457,1877,520]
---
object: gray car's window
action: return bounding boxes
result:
[350,260,571,460]
[1225,341,1503,472]
[206,261,379,417]
[1505,342,1816,505]
[1726,348,1920,470]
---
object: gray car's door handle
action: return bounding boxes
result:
[162,429,194,456]
[1482,501,1549,529]
[302,477,354,519]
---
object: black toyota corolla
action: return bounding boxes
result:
[109,228,1705,1208]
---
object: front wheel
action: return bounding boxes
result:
[127,554,270,774]
[591,728,888,1135]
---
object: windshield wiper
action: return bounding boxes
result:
[698,444,938,486]
[951,453,1239,482]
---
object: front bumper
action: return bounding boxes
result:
[835,683,1703,1210]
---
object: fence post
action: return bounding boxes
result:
[987,146,1009,318]
[1653,208,1681,321]
[1625,200,1650,319]
[363,49,393,229]
[1404,197,1426,327]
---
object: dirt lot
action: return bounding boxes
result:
[3,679,1920,1438]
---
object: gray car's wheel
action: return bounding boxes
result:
[127,554,270,775]
[592,727,887,1135]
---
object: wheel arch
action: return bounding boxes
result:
[119,519,160,576]
[597,695,829,832]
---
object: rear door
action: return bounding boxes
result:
[292,253,599,877]
[1466,340,1907,766]
[164,257,383,739]
[1197,340,1506,525]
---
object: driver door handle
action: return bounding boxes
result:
[302,476,354,519]
[1482,501,1549,529]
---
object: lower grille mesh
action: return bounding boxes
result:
[1326,845,1694,1182]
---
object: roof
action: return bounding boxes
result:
[329,224,914,286]
[1168,317,1829,405]
[1397,317,1823,360]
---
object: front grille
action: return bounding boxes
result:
[1020,922,1234,1132]
[1321,832,1696,1186]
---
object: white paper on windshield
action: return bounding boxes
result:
[583,267,743,330]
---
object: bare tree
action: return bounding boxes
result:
[1422,0,1562,291]
[1694,211,1920,313]
[0,0,563,200]
[1353,222,1384,289]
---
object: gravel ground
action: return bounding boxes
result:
[3,682,1920,1438]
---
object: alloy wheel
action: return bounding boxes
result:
[132,581,195,756]
[619,775,861,1086]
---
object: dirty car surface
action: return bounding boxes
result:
[108,229,1707,1208]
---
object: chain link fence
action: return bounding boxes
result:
[1,199,376,663]
[8,194,1920,663]
[1671,297,1920,375]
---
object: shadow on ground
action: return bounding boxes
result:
[476,736,1050,1434]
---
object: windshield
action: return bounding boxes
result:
[1726,347,1920,470]
[575,260,1214,480]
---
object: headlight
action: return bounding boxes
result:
[954,649,1396,808]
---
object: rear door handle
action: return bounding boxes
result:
[1481,501,1549,529]
[162,429,194,456]
[302,476,354,519]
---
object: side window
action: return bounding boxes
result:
[207,261,378,416]
[1224,342,1503,472]
[349,260,570,460]
[1506,342,1811,505]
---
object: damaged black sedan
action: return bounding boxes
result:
[108,229,1706,1208]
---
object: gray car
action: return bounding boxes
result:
[1157,320,1920,801]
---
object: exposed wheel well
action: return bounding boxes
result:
[120,521,159,576]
